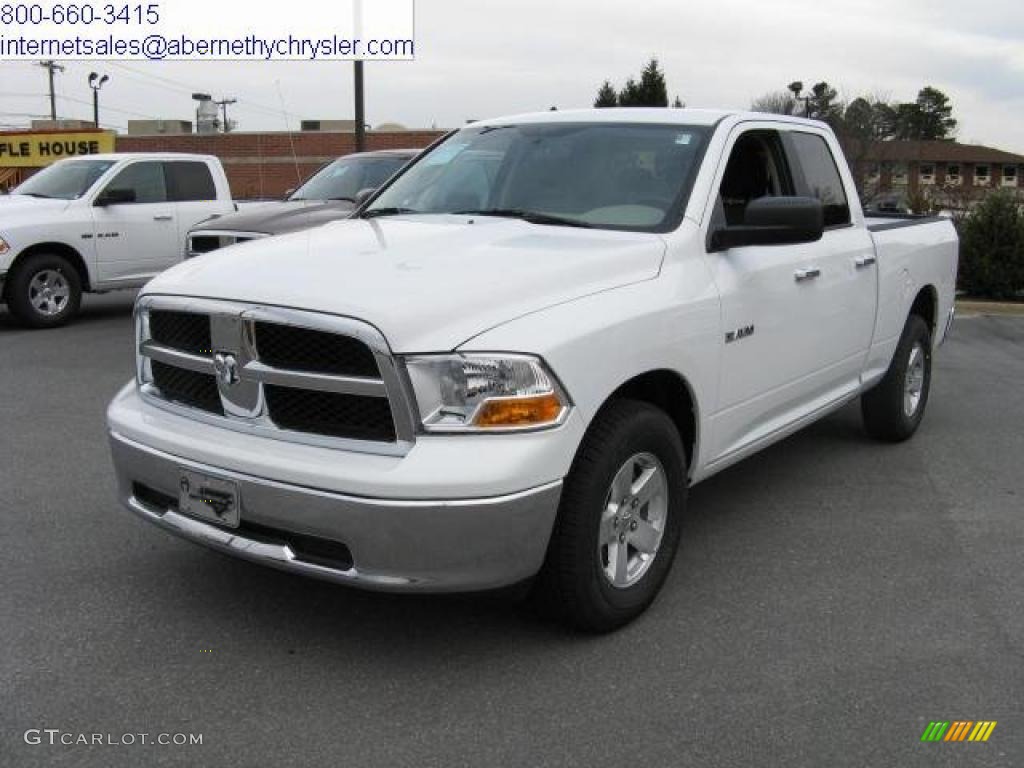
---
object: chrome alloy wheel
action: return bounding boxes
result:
[904,342,926,418]
[598,452,669,589]
[28,269,70,316]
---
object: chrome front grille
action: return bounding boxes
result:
[136,297,414,455]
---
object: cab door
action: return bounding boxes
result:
[702,124,873,466]
[92,161,179,283]
[779,129,877,389]
[165,160,221,245]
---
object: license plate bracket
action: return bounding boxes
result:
[178,469,240,529]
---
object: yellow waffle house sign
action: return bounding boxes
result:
[0,130,116,167]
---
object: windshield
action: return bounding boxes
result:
[290,155,410,201]
[365,122,710,231]
[14,159,116,200]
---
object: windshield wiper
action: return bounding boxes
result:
[361,207,418,219]
[326,196,356,202]
[19,192,55,199]
[452,209,593,228]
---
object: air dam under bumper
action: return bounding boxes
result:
[109,432,563,592]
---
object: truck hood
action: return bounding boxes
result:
[193,199,355,236]
[145,214,666,351]
[0,195,72,223]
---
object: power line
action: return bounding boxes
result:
[58,93,161,120]
[104,61,291,120]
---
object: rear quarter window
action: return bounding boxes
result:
[165,161,217,202]
[785,132,851,228]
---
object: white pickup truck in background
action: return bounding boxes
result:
[0,153,233,327]
[107,109,958,631]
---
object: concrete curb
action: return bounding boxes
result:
[956,300,1024,317]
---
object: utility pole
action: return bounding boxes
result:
[38,60,65,121]
[353,61,365,152]
[215,98,237,133]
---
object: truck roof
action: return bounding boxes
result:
[470,107,829,130]
[67,152,222,162]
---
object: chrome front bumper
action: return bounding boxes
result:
[109,432,562,592]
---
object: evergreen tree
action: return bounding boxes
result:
[636,58,669,107]
[618,77,643,107]
[594,80,618,108]
[914,87,957,139]
[806,82,842,127]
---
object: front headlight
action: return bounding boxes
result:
[402,354,570,432]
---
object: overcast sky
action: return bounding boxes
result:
[2,0,1022,152]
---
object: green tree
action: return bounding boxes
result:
[914,86,958,139]
[636,57,669,107]
[842,97,896,141]
[594,80,618,108]
[958,191,1024,299]
[893,87,957,140]
[806,81,843,127]
[597,57,671,108]
[618,77,643,106]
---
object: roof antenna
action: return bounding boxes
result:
[275,79,301,187]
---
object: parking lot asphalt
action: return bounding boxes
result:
[1,291,1022,768]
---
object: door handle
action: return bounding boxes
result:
[153,214,173,222]
[794,268,821,282]
[855,255,877,269]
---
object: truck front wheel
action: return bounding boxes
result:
[6,253,83,329]
[535,399,687,632]
[861,314,933,442]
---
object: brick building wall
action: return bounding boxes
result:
[115,130,445,199]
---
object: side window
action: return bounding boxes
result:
[717,130,792,226]
[104,162,167,204]
[165,161,216,202]
[785,132,851,227]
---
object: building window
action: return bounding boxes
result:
[892,163,908,186]
[946,164,961,185]
[919,163,935,185]
[974,164,991,186]
[1003,165,1019,187]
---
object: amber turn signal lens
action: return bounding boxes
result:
[474,394,564,427]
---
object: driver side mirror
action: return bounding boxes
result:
[95,187,137,206]
[710,196,824,252]
[353,187,378,207]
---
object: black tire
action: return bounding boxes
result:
[6,253,82,329]
[861,314,932,442]
[533,399,688,632]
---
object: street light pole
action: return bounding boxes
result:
[88,72,109,128]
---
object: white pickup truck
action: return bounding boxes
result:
[107,109,958,631]
[0,153,233,327]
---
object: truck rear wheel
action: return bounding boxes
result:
[534,399,687,632]
[6,253,82,329]
[861,314,932,442]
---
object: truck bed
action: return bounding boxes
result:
[864,212,948,233]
